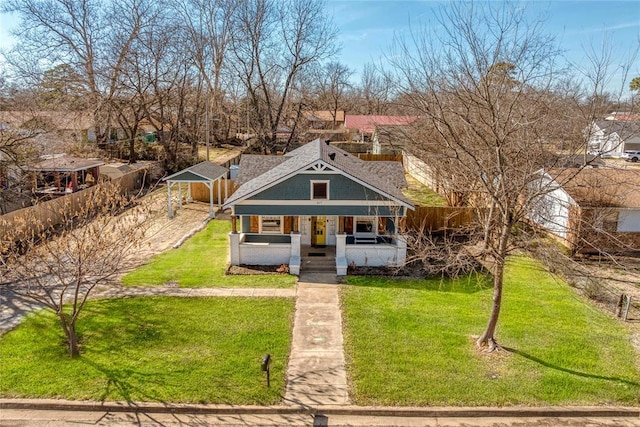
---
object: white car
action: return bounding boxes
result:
[622,151,640,162]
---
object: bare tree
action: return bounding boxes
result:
[173,0,236,146]
[313,62,353,128]
[0,183,149,357]
[0,126,41,214]
[358,63,393,115]
[230,0,337,153]
[2,0,149,145]
[387,2,605,351]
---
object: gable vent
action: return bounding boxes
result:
[329,153,336,160]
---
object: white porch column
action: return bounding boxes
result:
[187,182,193,202]
[167,182,173,218]
[289,232,301,275]
[395,235,407,267]
[217,178,222,207]
[208,181,214,218]
[229,232,240,265]
[336,233,347,276]
[178,183,182,208]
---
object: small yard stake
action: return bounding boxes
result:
[261,354,271,387]
[616,294,625,318]
[623,295,632,321]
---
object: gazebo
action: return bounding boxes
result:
[163,161,229,218]
[26,155,104,196]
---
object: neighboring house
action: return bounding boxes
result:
[587,120,640,158]
[223,139,414,275]
[345,115,418,142]
[605,112,640,121]
[372,125,413,155]
[303,110,350,142]
[305,110,345,129]
[530,168,640,254]
[0,110,95,143]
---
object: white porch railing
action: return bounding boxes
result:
[229,233,292,267]
[336,233,407,275]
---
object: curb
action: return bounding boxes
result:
[1,400,638,418]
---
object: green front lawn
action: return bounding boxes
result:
[122,220,296,288]
[0,297,294,404]
[343,257,640,406]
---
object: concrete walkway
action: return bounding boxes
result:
[94,286,297,299]
[0,285,297,336]
[284,272,350,406]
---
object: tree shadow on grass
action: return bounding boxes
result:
[80,357,171,404]
[504,346,640,388]
[345,272,492,294]
[81,356,262,406]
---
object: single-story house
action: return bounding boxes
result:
[529,168,640,254]
[372,125,413,155]
[304,110,345,129]
[587,120,640,158]
[345,115,418,142]
[223,139,414,275]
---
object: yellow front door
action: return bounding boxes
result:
[312,216,326,246]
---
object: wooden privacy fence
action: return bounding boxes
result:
[406,206,475,232]
[189,180,236,203]
[358,153,403,162]
[0,168,148,247]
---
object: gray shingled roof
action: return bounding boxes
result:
[234,155,287,186]
[164,161,228,181]
[26,156,104,172]
[224,139,412,208]
[595,120,640,142]
[362,161,407,189]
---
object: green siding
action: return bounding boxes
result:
[248,174,390,202]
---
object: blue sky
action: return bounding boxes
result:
[1,1,639,94]
[329,0,640,94]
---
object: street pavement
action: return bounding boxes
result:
[1,404,639,426]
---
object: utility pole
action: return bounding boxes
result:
[206,91,210,161]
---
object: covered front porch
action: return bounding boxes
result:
[228,214,408,275]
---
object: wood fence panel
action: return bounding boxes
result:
[0,168,149,247]
[406,206,475,232]
[358,153,403,162]
[189,180,235,203]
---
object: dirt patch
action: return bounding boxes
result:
[226,265,290,275]
[117,191,214,275]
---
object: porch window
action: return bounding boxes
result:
[260,216,283,234]
[311,180,329,199]
[355,217,375,234]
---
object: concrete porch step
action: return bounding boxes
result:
[301,257,336,273]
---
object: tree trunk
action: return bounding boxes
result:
[476,220,511,351]
[476,257,504,351]
[67,322,80,358]
[58,313,80,357]
[128,124,139,164]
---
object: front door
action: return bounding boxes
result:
[311,216,326,246]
